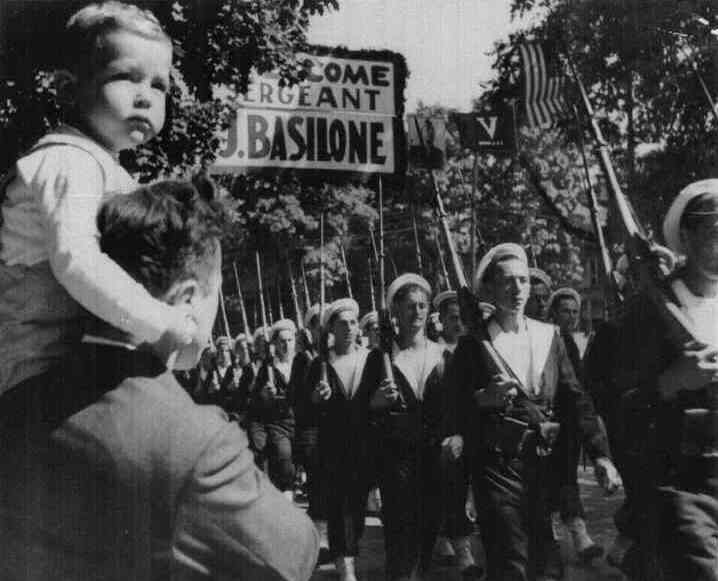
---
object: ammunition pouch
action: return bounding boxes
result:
[482,396,558,458]
[483,416,535,457]
[680,408,718,458]
[675,402,718,490]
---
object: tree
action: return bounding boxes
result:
[1,0,338,175]
[485,0,718,232]
[400,103,587,294]
[1,0,394,326]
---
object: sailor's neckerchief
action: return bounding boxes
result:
[487,316,554,396]
[392,339,444,400]
[328,345,371,399]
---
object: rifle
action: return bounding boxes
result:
[367,255,377,312]
[368,224,380,264]
[339,241,354,299]
[568,57,695,344]
[232,261,250,335]
[276,278,285,319]
[255,252,276,390]
[218,284,231,338]
[566,53,704,581]
[434,232,452,291]
[300,258,312,311]
[287,259,304,331]
[411,202,424,276]
[572,104,621,314]
[318,214,328,383]
[288,256,313,355]
[410,114,513,382]
[265,286,274,325]
[413,116,548,433]
[377,177,402,407]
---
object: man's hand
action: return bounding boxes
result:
[370,378,399,409]
[261,383,277,399]
[465,486,477,523]
[658,341,718,400]
[594,457,621,495]
[311,380,332,403]
[441,435,464,460]
[474,374,520,409]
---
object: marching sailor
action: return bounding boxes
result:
[247,318,310,498]
[614,180,718,581]
[431,290,482,578]
[368,273,445,580]
[448,243,620,581]
[307,298,384,581]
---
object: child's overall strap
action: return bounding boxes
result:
[0,134,108,233]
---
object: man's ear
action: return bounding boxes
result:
[165,278,200,307]
[53,69,79,108]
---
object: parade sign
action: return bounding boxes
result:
[451,108,515,152]
[212,51,403,174]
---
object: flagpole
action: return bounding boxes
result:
[470,152,478,277]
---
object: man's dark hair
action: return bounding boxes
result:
[98,180,226,296]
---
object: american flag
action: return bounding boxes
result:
[519,43,568,128]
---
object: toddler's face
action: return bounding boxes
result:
[78,29,172,152]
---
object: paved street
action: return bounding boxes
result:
[309,467,628,580]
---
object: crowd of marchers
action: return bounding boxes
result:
[0,3,716,581]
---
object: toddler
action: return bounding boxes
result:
[0,1,195,392]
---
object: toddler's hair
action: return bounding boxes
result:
[63,1,171,79]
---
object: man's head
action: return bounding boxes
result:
[270,319,297,361]
[387,274,432,336]
[526,268,552,319]
[215,336,233,367]
[234,333,252,367]
[675,188,718,280]
[324,299,360,353]
[359,311,379,348]
[98,179,226,367]
[434,291,464,344]
[548,288,581,333]
[60,2,173,152]
[475,244,530,318]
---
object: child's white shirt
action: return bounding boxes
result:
[0,125,171,342]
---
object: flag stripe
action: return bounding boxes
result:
[520,42,567,128]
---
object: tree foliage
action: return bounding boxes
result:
[0,0,390,321]
[484,0,718,233]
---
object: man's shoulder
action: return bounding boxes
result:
[106,371,230,444]
[62,353,235,480]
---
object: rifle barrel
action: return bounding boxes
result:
[339,242,353,299]
[255,252,274,385]
[233,262,250,334]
